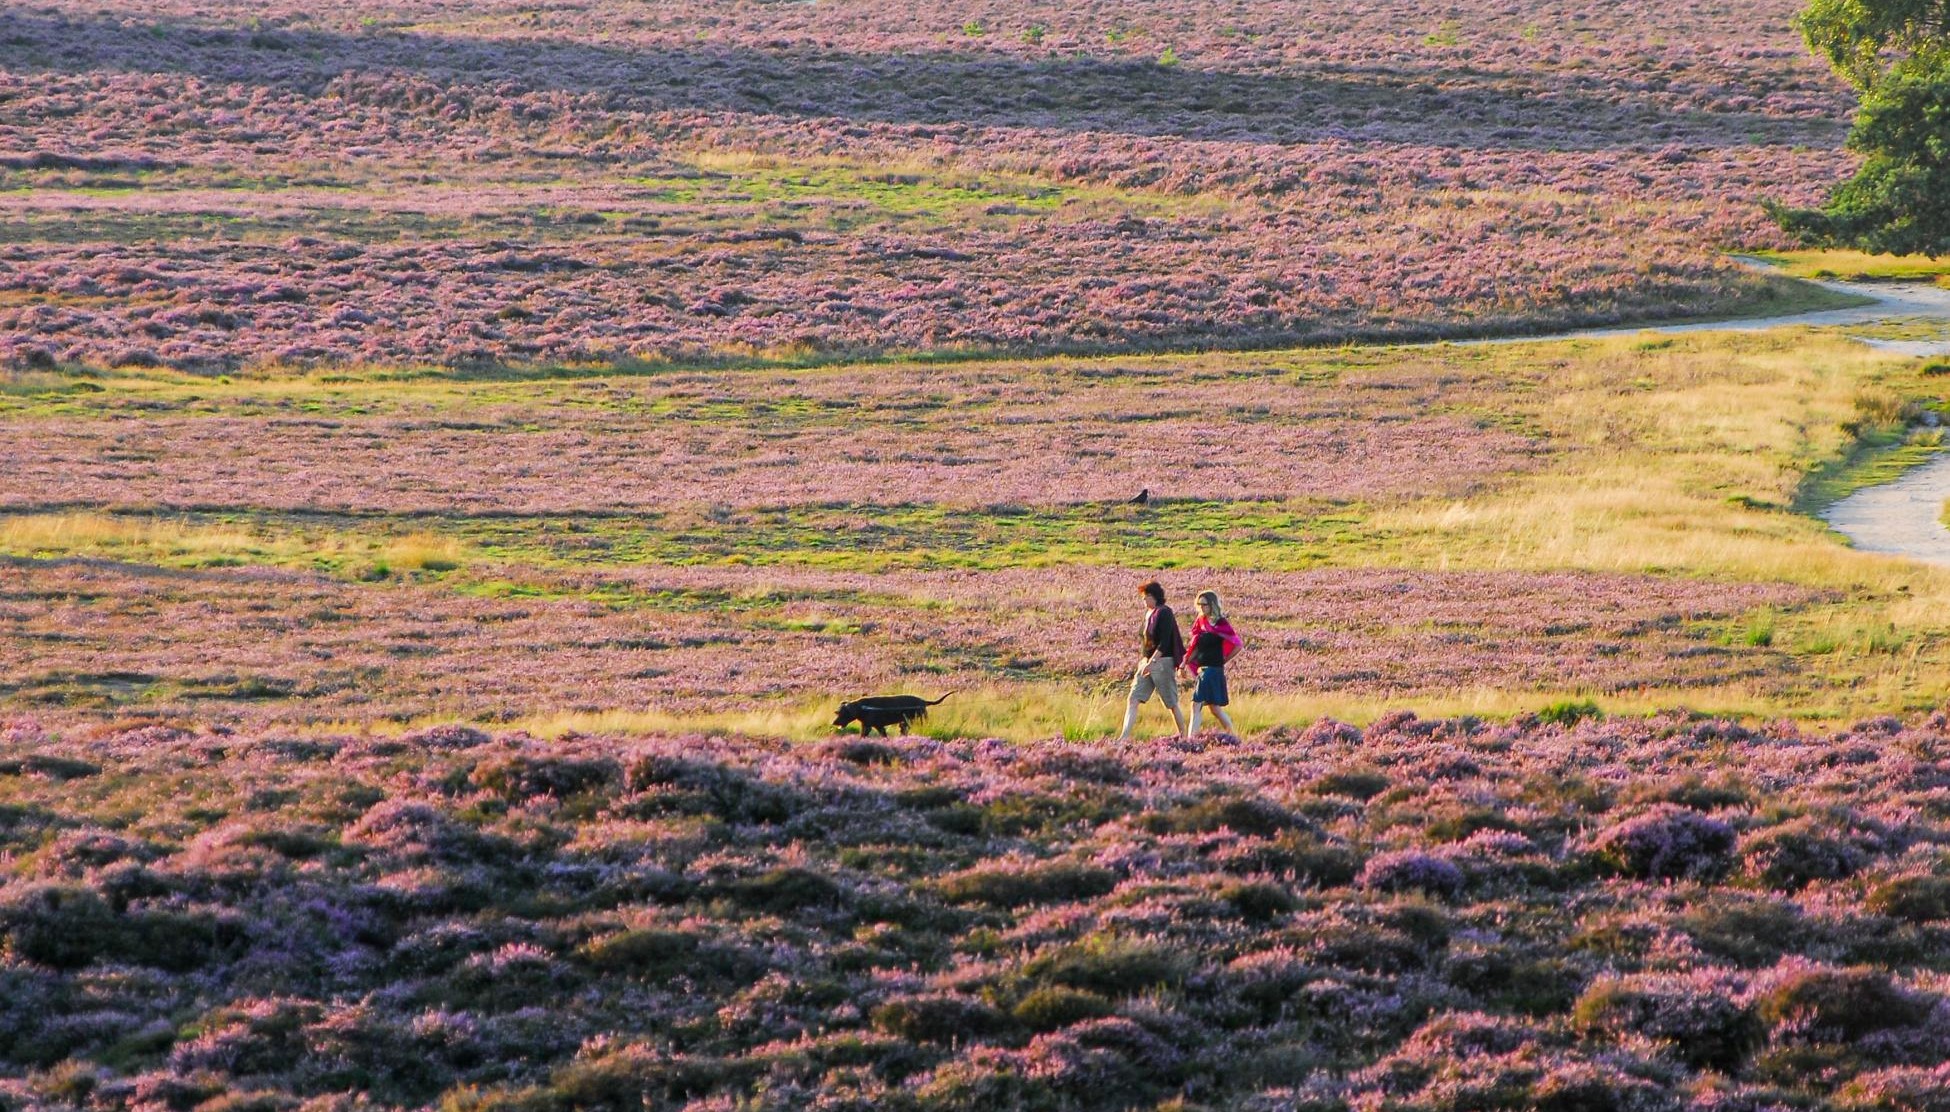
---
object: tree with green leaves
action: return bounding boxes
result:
[1771,0,1950,257]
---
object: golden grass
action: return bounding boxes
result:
[0,512,465,576]
[416,678,1882,745]
[1754,248,1950,283]
[1369,332,1931,583]
[1349,328,1950,720]
[0,512,269,562]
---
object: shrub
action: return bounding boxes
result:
[0,883,121,968]
[125,907,248,972]
[1444,943,1582,1017]
[1573,973,1761,1070]
[1833,1064,1950,1112]
[1217,831,1362,887]
[1738,821,1869,891]
[1358,851,1465,899]
[1023,935,1188,997]
[0,754,102,780]
[576,929,698,977]
[1311,768,1390,801]
[542,1046,761,1109]
[1528,1063,1669,1112]
[717,867,846,914]
[402,725,493,750]
[1220,881,1299,921]
[1585,805,1736,881]
[1142,795,1302,837]
[913,1049,1062,1112]
[1013,987,1114,1031]
[471,755,620,801]
[1678,895,1807,967]
[32,828,160,877]
[1866,874,1950,922]
[871,994,1011,1044]
[814,738,903,766]
[1755,966,1932,1039]
[934,860,1117,909]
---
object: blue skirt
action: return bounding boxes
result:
[1191,666,1229,706]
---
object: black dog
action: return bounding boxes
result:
[833,693,952,736]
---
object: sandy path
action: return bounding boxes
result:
[1821,455,1950,566]
[1473,258,1950,348]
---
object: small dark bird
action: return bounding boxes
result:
[1129,489,1150,505]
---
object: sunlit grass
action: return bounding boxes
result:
[1754,248,1950,284]
[421,678,1886,744]
[0,512,465,577]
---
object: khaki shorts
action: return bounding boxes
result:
[1128,657,1180,705]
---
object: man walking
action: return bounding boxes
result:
[1116,580,1189,741]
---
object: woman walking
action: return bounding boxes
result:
[1183,590,1242,735]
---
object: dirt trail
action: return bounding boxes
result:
[1821,457,1950,566]
[1476,257,1950,348]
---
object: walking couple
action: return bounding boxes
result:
[1115,580,1242,741]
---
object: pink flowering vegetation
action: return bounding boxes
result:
[1,710,1949,1109]
[0,0,1861,371]
[0,356,1549,513]
[0,557,1806,727]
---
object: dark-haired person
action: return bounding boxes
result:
[1116,580,1188,742]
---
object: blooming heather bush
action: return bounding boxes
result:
[0,715,1942,1107]
[1573,972,1762,1071]
[1866,873,1950,923]
[1585,805,1738,881]
[1753,964,1933,1041]
[1834,1063,1950,1112]
[1738,818,1872,891]
[934,859,1118,908]
[1356,850,1466,899]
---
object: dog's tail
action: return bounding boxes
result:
[926,691,955,706]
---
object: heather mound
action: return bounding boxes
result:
[2,712,1948,1108]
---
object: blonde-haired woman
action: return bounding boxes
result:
[1182,590,1242,735]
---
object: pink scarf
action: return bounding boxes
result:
[1189,616,1242,660]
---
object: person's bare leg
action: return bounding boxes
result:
[1190,703,1205,734]
[1116,696,1141,742]
[1214,706,1236,735]
[1170,696,1189,739]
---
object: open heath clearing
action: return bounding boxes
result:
[3,327,1950,735]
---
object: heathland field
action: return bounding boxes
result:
[6,328,1950,735]
[13,1,1950,1110]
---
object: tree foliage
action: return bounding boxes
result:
[1775,0,1950,256]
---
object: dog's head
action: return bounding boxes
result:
[832,700,862,729]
